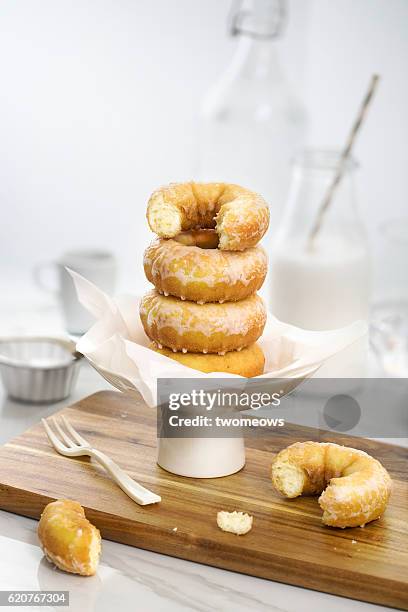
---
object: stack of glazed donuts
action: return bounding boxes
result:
[140,182,270,377]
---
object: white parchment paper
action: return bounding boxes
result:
[69,269,367,408]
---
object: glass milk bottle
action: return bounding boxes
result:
[270,150,370,375]
[196,0,307,226]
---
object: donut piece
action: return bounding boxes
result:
[144,232,268,303]
[217,511,253,535]
[38,499,101,575]
[271,442,392,528]
[147,182,269,251]
[139,290,266,354]
[149,342,264,377]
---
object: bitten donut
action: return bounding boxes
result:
[149,342,264,377]
[144,230,268,303]
[38,499,101,576]
[271,442,392,528]
[140,290,266,354]
[147,182,269,251]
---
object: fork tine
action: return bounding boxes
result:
[51,417,75,448]
[41,418,67,453]
[61,415,89,446]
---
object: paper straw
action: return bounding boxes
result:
[308,74,380,249]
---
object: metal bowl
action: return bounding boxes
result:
[0,337,82,403]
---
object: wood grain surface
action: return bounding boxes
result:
[0,390,406,610]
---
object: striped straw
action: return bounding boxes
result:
[308,74,380,249]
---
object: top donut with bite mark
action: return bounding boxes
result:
[146,182,270,251]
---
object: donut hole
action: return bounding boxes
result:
[174,229,219,250]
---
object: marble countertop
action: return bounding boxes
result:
[0,285,400,612]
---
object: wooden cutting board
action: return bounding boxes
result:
[0,391,407,610]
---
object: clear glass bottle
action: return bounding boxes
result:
[270,149,371,331]
[196,0,307,225]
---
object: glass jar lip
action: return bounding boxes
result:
[292,149,359,172]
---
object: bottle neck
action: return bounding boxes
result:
[230,0,286,39]
[229,35,283,81]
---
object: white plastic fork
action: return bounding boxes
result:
[42,415,161,506]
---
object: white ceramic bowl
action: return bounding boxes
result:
[0,337,82,403]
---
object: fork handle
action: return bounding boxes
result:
[89,449,161,506]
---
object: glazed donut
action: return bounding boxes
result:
[139,290,266,354]
[271,442,392,529]
[38,499,101,575]
[147,182,269,251]
[144,230,268,303]
[149,342,264,377]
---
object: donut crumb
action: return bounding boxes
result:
[217,511,253,535]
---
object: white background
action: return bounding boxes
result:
[0,0,407,296]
